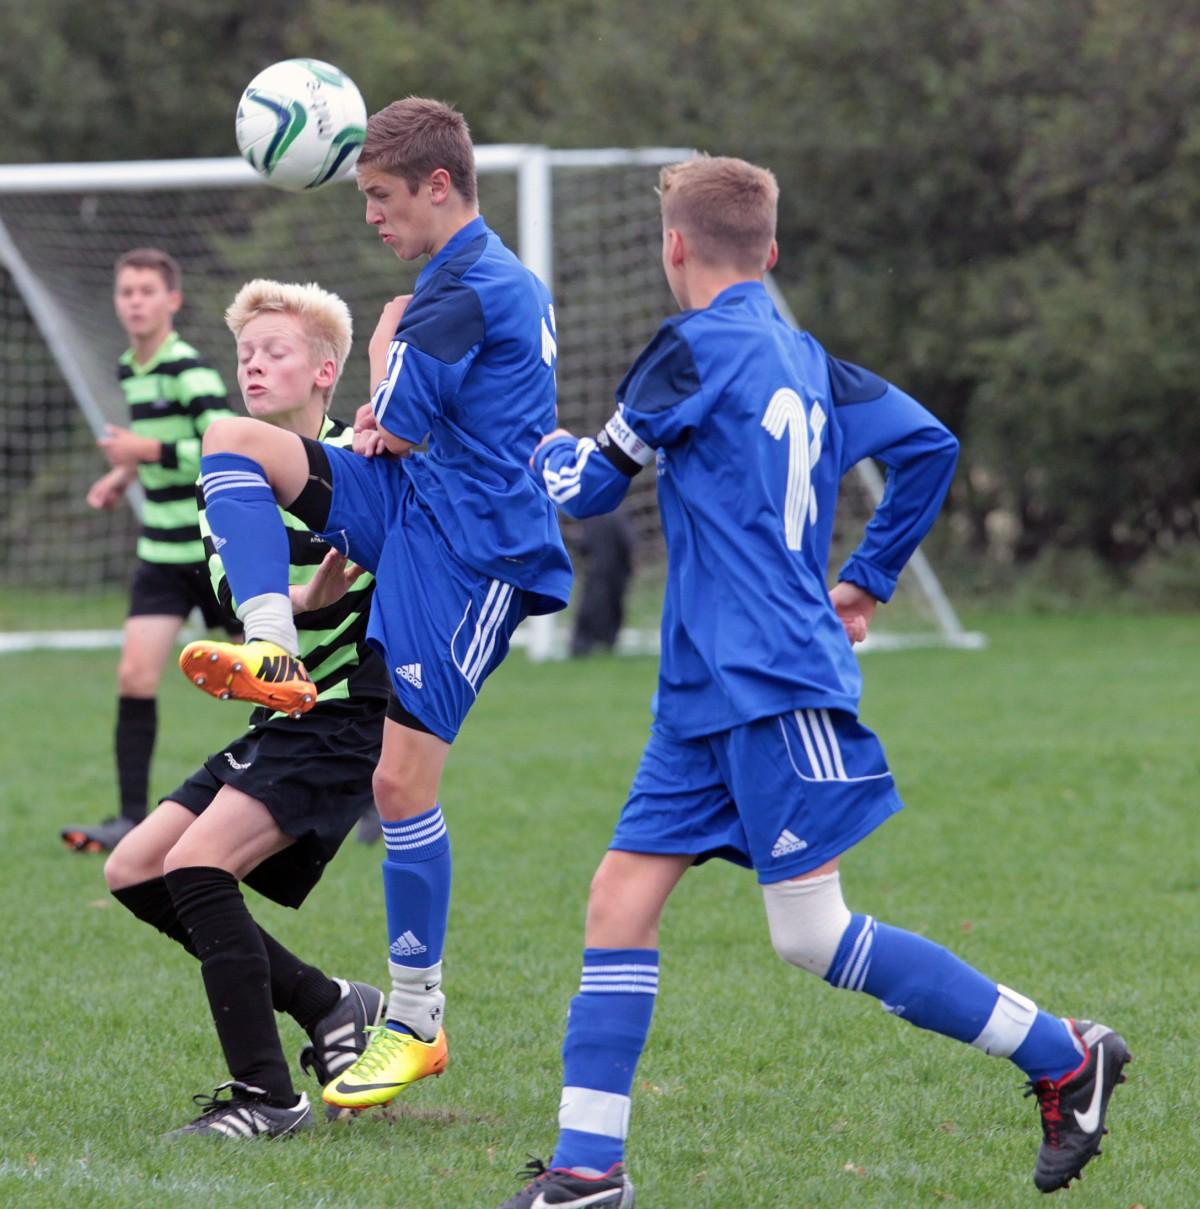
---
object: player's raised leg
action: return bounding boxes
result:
[497,852,689,1209]
[323,718,452,1110]
[179,416,316,715]
[763,863,1130,1192]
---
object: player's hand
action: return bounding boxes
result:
[530,427,575,466]
[829,581,877,645]
[290,549,364,614]
[99,424,159,468]
[86,468,130,510]
[354,426,394,458]
[368,294,413,378]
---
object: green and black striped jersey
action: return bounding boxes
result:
[199,414,391,722]
[119,330,234,565]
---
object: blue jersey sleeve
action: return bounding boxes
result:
[370,274,484,442]
[534,433,635,518]
[535,320,706,518]
[829,357,959,602]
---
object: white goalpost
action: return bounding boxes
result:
[0,147,980,655]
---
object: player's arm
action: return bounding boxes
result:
[366,283,480,457]
[532,411,652,518]
[535,322,702,518]
[86,463,137,509]
[830,357,959,604]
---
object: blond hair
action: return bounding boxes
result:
[659,156,779,273]
[358,97,477,204]
[225,279,353,403]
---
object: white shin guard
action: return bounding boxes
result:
[762,870,853,978]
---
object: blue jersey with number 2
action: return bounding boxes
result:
[533,280,959,739]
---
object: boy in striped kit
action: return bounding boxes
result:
[64,248,236,853]
[498,157,1129,1205]
[104,280,389,1138]
[177,98,572,1113]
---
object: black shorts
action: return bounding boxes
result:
[162,698,385,908]
[128,559,234,631]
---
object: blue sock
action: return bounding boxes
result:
[381,806,451,1036]
[199,453,289,605]
[550,948,658,1173]
[826,915,1081,1082]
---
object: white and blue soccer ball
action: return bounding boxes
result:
[235,59,367,192]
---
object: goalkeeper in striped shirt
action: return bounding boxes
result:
[102,280,390,1139]
[63,248,236,853]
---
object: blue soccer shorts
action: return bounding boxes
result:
[317,444,528,743]
[611,708,904,883]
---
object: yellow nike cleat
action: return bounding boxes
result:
[179,638,317,717]
[322,1025,448,1110]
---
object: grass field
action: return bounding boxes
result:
[0,612,1196,1207]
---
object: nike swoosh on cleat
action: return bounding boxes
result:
[1074,1043,1106,1133]
[332,1079,404,1095]
[531,1191,620,1209]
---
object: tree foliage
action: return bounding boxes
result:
[1,0,1197,582]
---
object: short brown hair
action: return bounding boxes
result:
[114,247,181,292]
[659,156,778,273]
[358,97,477,204]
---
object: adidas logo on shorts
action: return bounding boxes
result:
[771,828,809,858]
[396,663,423,690]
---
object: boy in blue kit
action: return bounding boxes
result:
[176,98,572,1112]
[498,157,1128,1208]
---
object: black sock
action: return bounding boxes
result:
[257,930,341,1033]
[164,865,296,1106]
[115,696,156,822]
[111,876,196,955]
[110,875,338,1027]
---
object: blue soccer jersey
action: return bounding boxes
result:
[371,216,572,614]
[534,281,959,739]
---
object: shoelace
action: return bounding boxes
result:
[515,1156,551,1184]
[347,1024,415,1079]
[1024,1079,1062,1146]
[187,1081,258,1121]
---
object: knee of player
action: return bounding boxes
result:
[372,766,433,821]
[201,416,249,455]
[104,842,158,892]
[762,872,853,978]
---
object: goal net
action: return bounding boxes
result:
[0,149,979,653]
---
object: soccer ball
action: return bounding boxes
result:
[235,59,367,192]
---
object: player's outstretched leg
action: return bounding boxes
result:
[1027,1020,1131,1193]
[496,1157,635,1209]
[162,1081,313,1140]
[179,638,316,717]
[764,873,1132,1191]
[298,978,386,1119]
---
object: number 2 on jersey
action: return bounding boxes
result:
[761,388,826,550]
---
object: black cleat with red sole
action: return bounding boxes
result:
[1027,1019,1130,1193]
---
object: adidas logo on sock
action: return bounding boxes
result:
[390,929,428,958]
[771,828,809,858]
[396,663,423,690]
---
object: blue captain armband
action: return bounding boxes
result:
[595,409,656,477]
